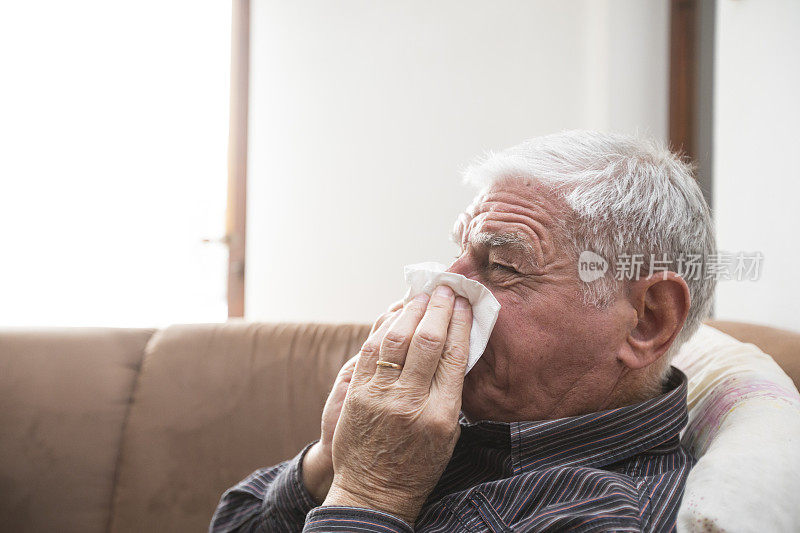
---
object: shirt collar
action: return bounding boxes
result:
[459,366,688,473]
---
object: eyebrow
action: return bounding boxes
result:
[458,230,538,269]
[472,231,534,254]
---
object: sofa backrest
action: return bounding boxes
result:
[107,321,371,533]
[707,320,800,389]
[1,320,797,532]
[0,327,154,533]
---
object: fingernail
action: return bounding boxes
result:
[455,296,469,310]
[434,285,454,299]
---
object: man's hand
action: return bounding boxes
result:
[302,301,404,503]
[322,285,473,525]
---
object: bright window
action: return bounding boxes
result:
[0,1,232,327]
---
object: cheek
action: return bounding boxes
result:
[489,288,611,358]
[488,294,546,354]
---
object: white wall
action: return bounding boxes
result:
[713,0,800,331]
[246,0,669,323]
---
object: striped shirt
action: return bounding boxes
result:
[210,367,692,532]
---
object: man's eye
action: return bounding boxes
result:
[490,262,518,274]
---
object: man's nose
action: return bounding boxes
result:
[447,255,477,280]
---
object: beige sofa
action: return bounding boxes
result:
[1,320,798,533]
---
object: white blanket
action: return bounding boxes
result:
[675,325,800,532]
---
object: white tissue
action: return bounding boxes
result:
[402,262,501,373]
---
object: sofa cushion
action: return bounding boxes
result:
[109,321,371,533]
[0,327,153,533]
[674,324,800,532]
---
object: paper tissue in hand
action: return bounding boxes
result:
[403,262,501,373]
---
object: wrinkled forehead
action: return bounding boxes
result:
[453,178,565,237]
[450,177,571,269]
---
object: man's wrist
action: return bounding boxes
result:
[301,442,334,504]
[322,480,420,525]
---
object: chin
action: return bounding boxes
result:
[464,354,491,393]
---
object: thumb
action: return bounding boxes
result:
[330,355,358,399]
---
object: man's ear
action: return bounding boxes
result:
[619,272,691,370]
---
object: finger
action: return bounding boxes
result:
[328,356,358,405]
[432,296,472,411]
[334,355,359,386]
[400,285,456,387]
[387,299,404,313]
[369,300,408,335]
[352,310,400,385]
[370,311,393,335]
[371,293,430,385]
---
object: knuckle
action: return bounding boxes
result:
[427,298,453,311]
[396,382,428,404]
[440,348,469,370]
[390,402,424,426]
[359,341,380,359]
[452,307,472,325]
[414,328,446,351]
[336,363,354,380]
[346,389,367,409]
[444,343,468,362]
[371,309,399,332]
[381,329,409,350]
[427,414,456,438]
[351,386,385,409]
[366,375,397,394]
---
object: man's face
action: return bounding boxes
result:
[448,178,634,422]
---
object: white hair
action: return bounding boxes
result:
[462,130,716,381]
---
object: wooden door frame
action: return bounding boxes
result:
[670,0,715,209]
[226,0,249,318]
[669,0,698,161]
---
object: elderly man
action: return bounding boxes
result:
[210,131,715,532]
